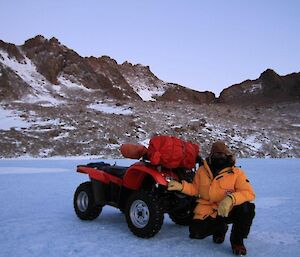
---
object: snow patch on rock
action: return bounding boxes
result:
[243,83,263,94]
[0,107,29,130]
[57,75,92,92]
[291,124,300,128]
[88,103,133,115]
[135,87,166,101]
[0,49,64,106]
[121,71,167,101]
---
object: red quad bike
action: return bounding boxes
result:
[73,155,200,238]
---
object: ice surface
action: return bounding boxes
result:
[0,158,299,257]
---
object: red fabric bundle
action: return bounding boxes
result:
[147,135,199,169]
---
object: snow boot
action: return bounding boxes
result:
[230,233,247,255]
[213,223,228,244]
[189,219,213,239]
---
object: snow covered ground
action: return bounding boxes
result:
[87,103,133,115]
[0,107,30,130]
[0,158,299,257]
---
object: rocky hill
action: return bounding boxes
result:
[0,35,214,104]
[219,69,300,104]
[0,35,299,158]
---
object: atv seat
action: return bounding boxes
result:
[101,165,128,178]
[85,162,128,178]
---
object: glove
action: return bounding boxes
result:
[167,180,183,191]
[217,195,233,217]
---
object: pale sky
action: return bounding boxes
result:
[0,0,299,96]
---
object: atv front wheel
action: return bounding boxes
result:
[125,191,164,238]
[74,182,102,220]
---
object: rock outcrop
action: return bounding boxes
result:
[219,69,300,104]
[1,35,215,104]
[159,84,216,104]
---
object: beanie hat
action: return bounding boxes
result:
[209,141,232,156]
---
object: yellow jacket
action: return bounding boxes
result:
[182,160,255,220]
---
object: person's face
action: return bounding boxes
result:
[211,152,229,169]
[212,152,227,159]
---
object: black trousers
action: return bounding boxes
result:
[189,202,255,240]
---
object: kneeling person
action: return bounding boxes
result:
[168,141,255,256]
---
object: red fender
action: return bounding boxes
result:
[77,166,123,186]
[123,162,169,190]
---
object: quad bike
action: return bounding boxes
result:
[73,157,199,238]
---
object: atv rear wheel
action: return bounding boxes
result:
[74,182,102,220]
[125,191,164,238]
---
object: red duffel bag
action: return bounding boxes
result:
[147,135,199,169]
